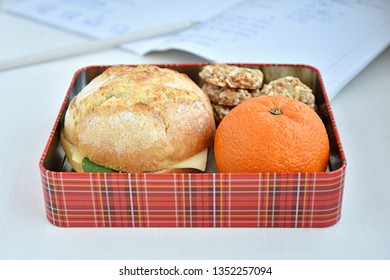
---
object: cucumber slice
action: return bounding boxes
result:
[82,157,118,173]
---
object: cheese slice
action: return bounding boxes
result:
[69,146,85,166]
[70,146,208,172]
[167,148,208,171]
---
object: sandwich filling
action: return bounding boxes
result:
[61,129,209,173]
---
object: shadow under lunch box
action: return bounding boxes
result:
[39,63,347,228]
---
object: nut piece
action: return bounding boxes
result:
[199,64,264,89]
[261,76,316,109]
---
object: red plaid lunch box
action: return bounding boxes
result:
[39,63,347,227]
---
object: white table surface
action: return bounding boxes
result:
[1,5,389,260]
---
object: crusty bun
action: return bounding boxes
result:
[61,64,216,173]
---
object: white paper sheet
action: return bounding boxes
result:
[7,0,390,99]
[146,0,390,99]
[7,0,241,37]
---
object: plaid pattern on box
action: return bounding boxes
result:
[40,170,346,227]
[39,63,347,228]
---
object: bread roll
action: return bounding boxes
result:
[61,64,216,173]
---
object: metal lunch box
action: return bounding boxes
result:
[39,63,347,227]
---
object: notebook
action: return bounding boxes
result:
[7,0,390,99]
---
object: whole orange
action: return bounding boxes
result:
[214,95,330,173]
